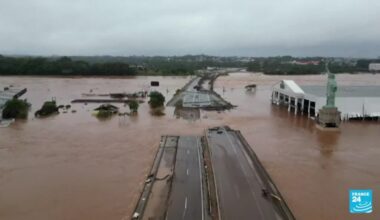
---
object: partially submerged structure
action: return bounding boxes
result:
[132,128,295,220]
[245,84,257,92]
[315,73,341,129]
[272,80,380,120]
[174,107,200,120]
[167,71,234,110]
[369,63,380,73]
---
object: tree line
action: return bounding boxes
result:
[0,55,248,76]
[0,56,136,76]
[1,55,379,76]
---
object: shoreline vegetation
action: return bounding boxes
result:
[0,55,379,76]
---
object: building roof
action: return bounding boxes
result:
[300,85,380,97]
[369,63,380,70]
[283,80,305,94]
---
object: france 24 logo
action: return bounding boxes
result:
[350,189,373,214]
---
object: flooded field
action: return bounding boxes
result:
[1,73,380,220]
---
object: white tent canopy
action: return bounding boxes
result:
[272,80,380,119]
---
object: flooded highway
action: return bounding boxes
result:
[1,73,380,220]
[166,136,204,220]
[208,127,289,220]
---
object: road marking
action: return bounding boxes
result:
[186,168,189,176]
[182,197,188,219]
[196,138,205,220]
[187,150,190,155]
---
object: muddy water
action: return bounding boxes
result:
[0,73,380,220]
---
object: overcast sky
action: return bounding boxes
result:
[0,0,379,57]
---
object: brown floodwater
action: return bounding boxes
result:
[0,73,379,220]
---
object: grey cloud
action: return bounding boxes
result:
[0,0,379,57]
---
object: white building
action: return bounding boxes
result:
[272,80,380,120]
[369,63,380,72]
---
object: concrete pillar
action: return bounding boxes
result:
[301,99,304,115]
[307,100,311,117]
[275,92,278,104]
[288,97,291,112]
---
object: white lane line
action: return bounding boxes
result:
[182,197,188,219]
[186,168,189,176]
[196,138,205,220]
[187,150,190,155]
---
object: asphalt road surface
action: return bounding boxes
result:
[208,128,283,220]
[182,77,212,107]
[183,92,212,107]
[166,136,205,220]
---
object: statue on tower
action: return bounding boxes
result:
[316,62,341,130]
[326,73,337,107]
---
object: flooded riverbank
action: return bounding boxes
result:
[0,73,379,220]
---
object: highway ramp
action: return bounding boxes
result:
[207,127,294,220]
[166,136,206,220]
[132,130,294,220]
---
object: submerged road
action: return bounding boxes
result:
[166,136,205,220]
[208,128,283,220]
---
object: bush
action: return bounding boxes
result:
[2,99,30,119]
[97,109,114,118]
[94,104,118,112]
[94,104,118,118]
[128,100,139,113]
[148,91,165,108]
[35,100,59,117]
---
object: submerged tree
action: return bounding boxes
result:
[94,104,118,119]
[128,100,139,113]
[148,91,165,108]
[35,100,59,117]
[96,109,114,118]
[2,99,30,119]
